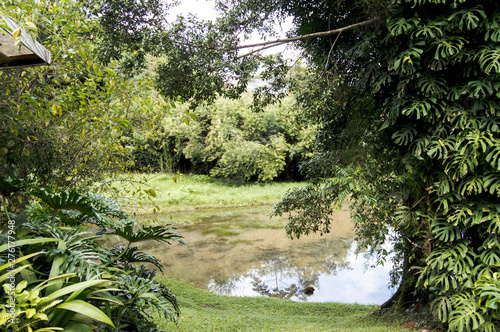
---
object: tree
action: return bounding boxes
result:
[4,0,499,328]
[0,0,171,194]
[179,94,317,181]
[271,0,500,330]
[151,0,500,330]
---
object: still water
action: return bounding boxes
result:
[144,205,395,305]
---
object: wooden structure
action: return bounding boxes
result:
[0,16,52,70]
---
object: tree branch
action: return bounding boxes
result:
[237,41,287,59]
[222,17,380,51]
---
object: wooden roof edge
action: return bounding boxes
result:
[0,15,52,67]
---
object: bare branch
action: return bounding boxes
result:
[221,17,380,51]
[236,41,287,59]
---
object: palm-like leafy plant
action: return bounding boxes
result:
[0,177,182,331]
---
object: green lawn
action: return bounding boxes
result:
[110,173,414,331]
[157,279,408,332]
[107,172,304,216]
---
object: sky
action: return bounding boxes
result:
[168,0,219,21]
[167,0,297,58]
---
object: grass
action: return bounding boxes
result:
[111,173,416,331]
[108,172,304,215]
[157,279,408,332]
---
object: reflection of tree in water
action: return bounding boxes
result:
[207,237,356,299]
[207,275,239,295]
[252,277,300,299]
[249,257,301,299]
[248,258,322,300]
[248,240,355,300]
[321,254,352,275]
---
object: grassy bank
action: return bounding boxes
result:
[112,174,412,331]
[108,173,304,215]
[156,279,406,332]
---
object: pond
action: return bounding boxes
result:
[141,205,395,305]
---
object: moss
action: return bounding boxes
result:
[201,228,239,237]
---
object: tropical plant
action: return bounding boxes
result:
[269,0,500,331]
[0,242,116,331]
[0,177,182,331]
[148,0,500,329]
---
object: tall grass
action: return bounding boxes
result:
[109,173,304,215]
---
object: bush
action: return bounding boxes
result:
[0,176,182,331]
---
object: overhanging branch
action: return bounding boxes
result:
[222,17,380,51]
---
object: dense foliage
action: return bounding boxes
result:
[269,0,500,331]
[0,2,183,331]
[3,0,500,330]
[124,94,317,181]
[0,176,182,331]
[0,0,173,194]
[144,0,500,329]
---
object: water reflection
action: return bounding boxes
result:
[205,242,393,304]
[145,205,394,305]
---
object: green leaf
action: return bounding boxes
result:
[0,238,60,253]
[0,251,43,272]
[0,265,30,283]
[107,219,184,245]
[477,46,500,74]
[31,189,94,214]
[62,324,95,332]
[387,16,420,36]
[40,279,110,305]
[55,300,114,327]
[111,246,164,271]
[448,6,486,30]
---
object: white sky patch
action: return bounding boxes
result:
[168,0,218,21]
[167,0,298,59]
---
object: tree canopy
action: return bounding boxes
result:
[149,0,500,330]
[2,0,500,330]
[269,1,500,331]
[0,0,176,193]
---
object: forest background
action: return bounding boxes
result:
[1,0,500,331]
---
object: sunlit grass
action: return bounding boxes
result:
[108,173,304,216]
[156,278,407,332]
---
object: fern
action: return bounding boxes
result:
[111,246,164,271]
[106,218,185,245]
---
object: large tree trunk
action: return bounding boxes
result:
[379,240,428,311]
